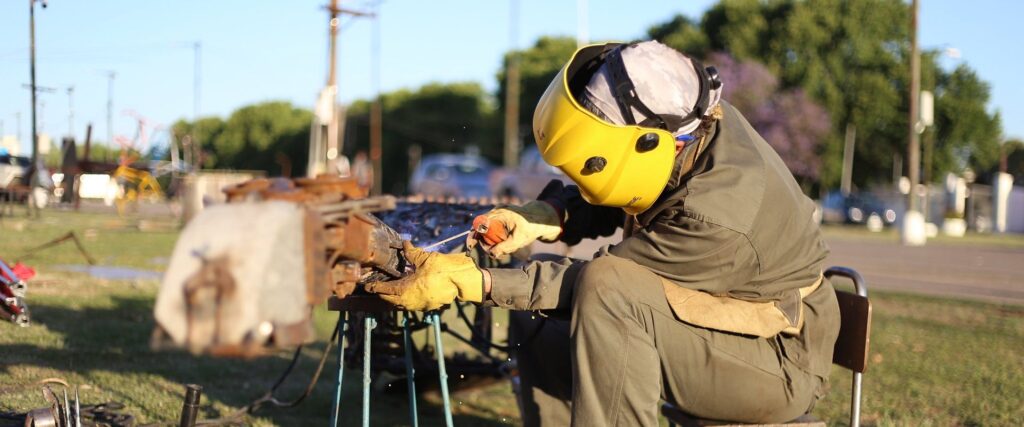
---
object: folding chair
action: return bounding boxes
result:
[663,266,872,427]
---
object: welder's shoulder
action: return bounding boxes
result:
[681,102,772,236]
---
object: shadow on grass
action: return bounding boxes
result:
[0,295,511,426]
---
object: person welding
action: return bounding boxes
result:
[368,41,840,426]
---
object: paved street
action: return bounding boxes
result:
[545,230,1024,305]
[825,237,1024,305]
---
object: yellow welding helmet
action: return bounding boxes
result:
[533,43,719,215]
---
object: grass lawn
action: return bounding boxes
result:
[1,210,1021,426]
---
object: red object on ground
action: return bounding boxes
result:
[0,261,35,282]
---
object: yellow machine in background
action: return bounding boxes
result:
[112,164,163,215]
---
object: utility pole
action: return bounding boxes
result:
[900,0,926,245]
[193,42,201,120]
[309,0,373,178]
[370,1,383,195]
[15,112,23,148]
[66,85,74,137]
[503,0,521,168]
[577,0,589,47]
[29,0,43,166]
[105,71,116,146]
[840,124,855,196]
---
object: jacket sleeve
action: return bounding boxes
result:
[609,209,760,296]
[485,257,586,311]
[537,180,624,246]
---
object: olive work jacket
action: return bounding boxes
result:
[486,102,841,380]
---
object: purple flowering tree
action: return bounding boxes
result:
[708,53,831,181]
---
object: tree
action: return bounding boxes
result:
[1000,139,1024,183]
[710,52,830,184]
[171,102,311,175]
[171,116,226,168]
[345,82,498,193]
[495,36,578,146]
[647,14,710,58]
[647,0,1003,192]
[933,64,1003,175]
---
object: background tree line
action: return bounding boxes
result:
[170,0,1013,195]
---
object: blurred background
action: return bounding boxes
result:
[0,0,1021,234]
[1,2,1022,426]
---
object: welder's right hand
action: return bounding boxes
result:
[365,241,483,311]
[466,200,562,257]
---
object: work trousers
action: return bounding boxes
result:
[509,255,821,427]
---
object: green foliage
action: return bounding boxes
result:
[495,36,578,143]
[345,82,498,193]
[933,65,1003,175]
[648,0,1003,190]
[1000,139,1024,183]
[171,102,311,176]
[647,14,709,57]
[170,116,227,168]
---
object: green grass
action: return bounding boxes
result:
[1,211,1021,426]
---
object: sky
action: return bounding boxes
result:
[1,0,1021,156]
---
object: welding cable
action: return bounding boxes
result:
[138,320,344,427]
[454,302,510,353]
[234,319,342,413]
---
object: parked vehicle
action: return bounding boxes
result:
[409,154,494,198]
[820,191,897,227]
[492,147,572,200]
[0,154,30,189]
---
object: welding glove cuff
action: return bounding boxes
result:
[366,241,483,311]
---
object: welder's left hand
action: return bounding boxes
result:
[365,241,484,311]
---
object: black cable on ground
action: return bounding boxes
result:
[139,319,342,427]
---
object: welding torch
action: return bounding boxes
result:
[420,215,509,251]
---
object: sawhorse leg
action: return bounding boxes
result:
[403,313,419,427]
[330,312,347,427]
[428,312,454,427]
[362,315,377,427]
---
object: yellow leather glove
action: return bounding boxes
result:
[466,200,562,257]
[365,241,483,311]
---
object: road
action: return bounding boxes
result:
[541,231,1024,306]
[825,237,1024,305]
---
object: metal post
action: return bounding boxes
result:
[907,0,921,212]
[429,312,454,427]
[66,86,74,138]
[369,4,383,195]
[403,313,419,427]
[503,0,521,169]
[29,0,39,166]
[851,372,863,427]
[106,71,115,146]
[330,312,347,427]
[362,315,377,427]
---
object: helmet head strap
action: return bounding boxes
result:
[604,44,721,133]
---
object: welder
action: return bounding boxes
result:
[369,41,840,426]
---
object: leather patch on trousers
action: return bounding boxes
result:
[660,276,822,338]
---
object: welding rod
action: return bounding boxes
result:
[420,230,472,251]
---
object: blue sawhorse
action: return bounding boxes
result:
[328,296,455,427]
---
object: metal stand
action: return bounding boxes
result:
[330,313,347,427]
[403,314,420,427]
[428,312,455,427]
[362,316,376,427]
[327,298,456,427]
